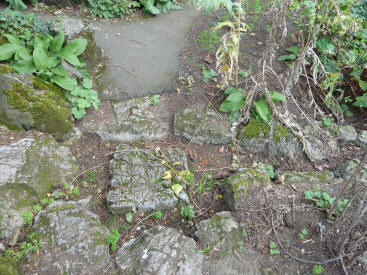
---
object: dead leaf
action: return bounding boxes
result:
[204,54,214,64]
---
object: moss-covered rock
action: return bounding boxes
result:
[0,73,74,140]
[279,170,334,192]
[26,197,114,274]
[0,138,76,241]
[0,256,19,275]
[222,168,270,211]
[237,119,302,159]
[174,105,232,145]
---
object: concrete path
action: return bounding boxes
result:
[92,5,200,101]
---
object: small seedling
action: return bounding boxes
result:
[32,204,42,213]
[150,94,160,106]
[41,198,54,205]
[269,241,280,255]
[107,228,120,251]
[313,264,323,274]
[298,229,308,240]
[199,244,212,255]
[152,210,163,219]
[241,226,248,237]
[180,205,195,220]
[21,211,33,225]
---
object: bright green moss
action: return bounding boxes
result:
[241,119,290,143]
[4,78,73,140]
[0,256,19,275]
[0,64,15,74]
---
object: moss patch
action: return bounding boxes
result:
[0,64,15,74]
[0,256,19,275]
[4,77,73,140]
[241,119,290,143]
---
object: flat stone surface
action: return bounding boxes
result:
[107,144,189,214]
[25,197,114,275]
[82,96,169,142]
[174,104,232,144]
[115,226,203,275]
[92,5,200,101]
[0,138,76,240]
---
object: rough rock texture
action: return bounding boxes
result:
[222,168,270,211]
[82,97,169,142]
[355,130,367,149]
[0,72,74,140]
[107,145,189,214]
[26,197,114,275]
[174,105,232,144]
[334,159,367,183]
[195,212,263,275]
[0,256,19,275]
[279,171,334,192]
[40,0,73,8]
[115,226,203,275]
[0,138,76,240]
[237,119,301,159]
[337,125,357,144]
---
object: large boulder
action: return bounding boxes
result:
[115,226,203,275]
[0,138,76,241]
[279,171,334,192]
[195,211,263,275]
[107,145,189,214]
[237,119,301,159]
[221,168,270,211]
[174,105,232,144]
[0,70,74,140]
[334,159,367,184]
[25,197,114,275]
[82,97,169,142]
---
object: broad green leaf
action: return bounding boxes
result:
[286,46,299,55]
[172,184,183,196]
[0,43,17,61]
[13,59,36,74]
[219,91,246,112]
[61,52,81,67]
[62,38,87,56]
[51,65,68,76]
[304,191,314,200]
[239,70,249,78]
[14,46,32,61]
[359,80,367,91]
[50,31,65,52]
[269,91,285,103]
[71,86,90,98]
[51,75,77,91]
[3,34,21,45]
[278,54,297,61]
[140,0,161,14]
[48,56,61,68]
[253,97,271,123]
[82,78,93,89]
[224,87,239,95]
[33,47,48,71]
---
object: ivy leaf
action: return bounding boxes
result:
[219,91,246,112]
[172,184,183,196]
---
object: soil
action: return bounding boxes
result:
[1,1,367,274]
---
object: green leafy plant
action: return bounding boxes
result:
[313,264,323,274]
[152,210,163,219]
[278,46,299,61]
[304,188,348,214]
[125,212,134,223]
[219,86,247,122]
[6,232,44,262]
[298,228,308,240]
[252,91,286,123]
[41,197,54,205]
[199,244,212,255]
[197,173,217,198]
[241,226,248,237]
[6,0,27,11]
[180,205,195,220]
[140,0,182,15]
[107,228,120,251]
[202,67,218,83]
[269,241,280,255]
[87,0,141,18]
[261,164,275,180]
[321,116,334,127]
[0,32,100,119]
[32,204,42,213]
[21,211,33,225]
[64,183,80,199]
[150,94,160,106]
